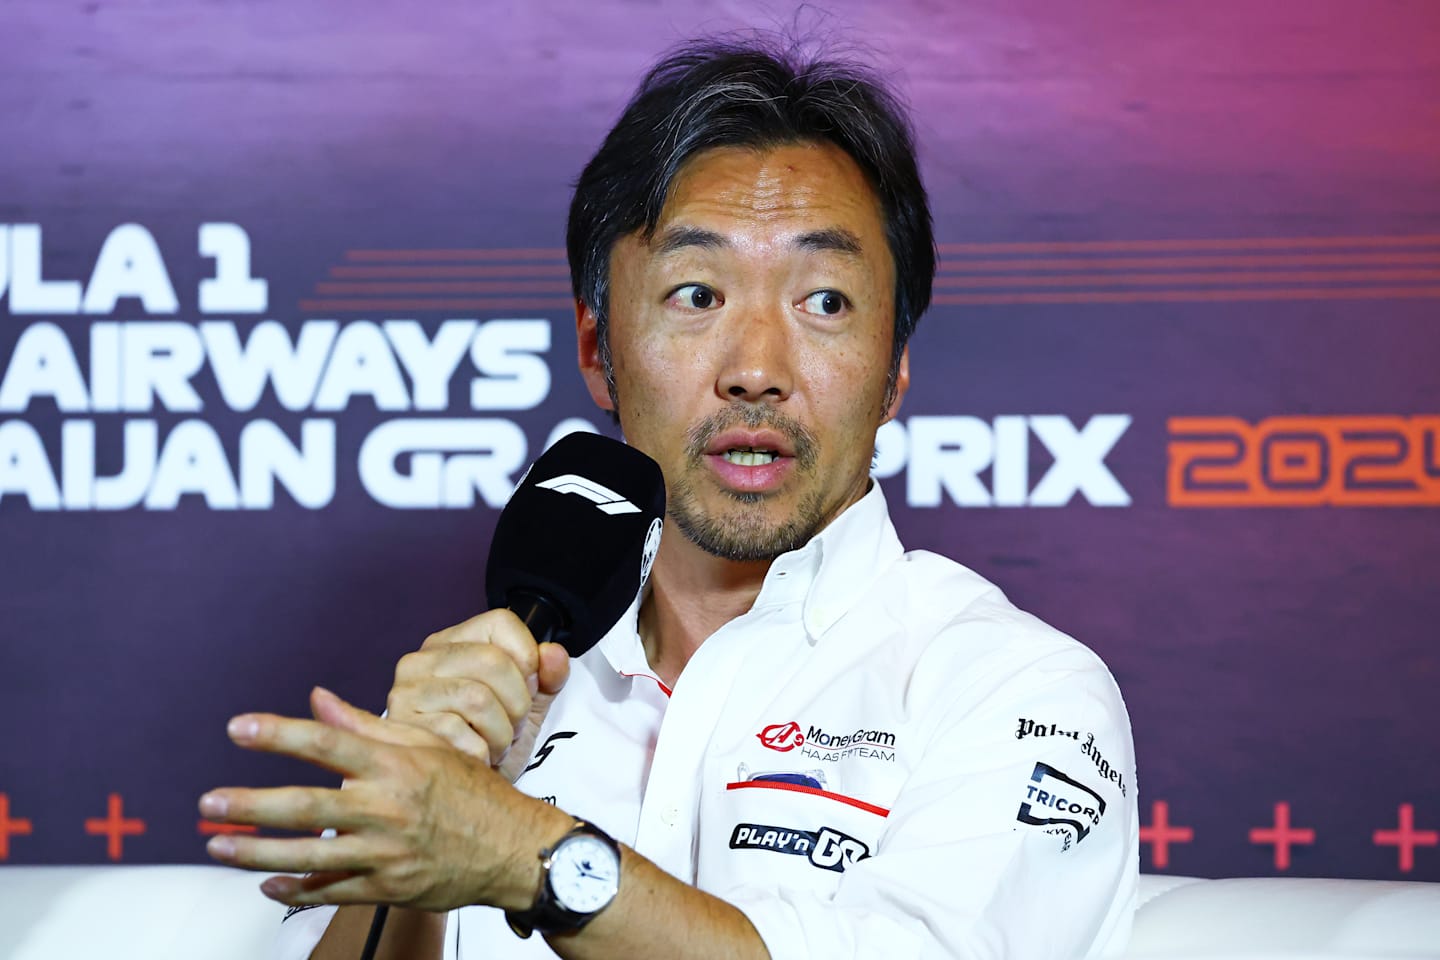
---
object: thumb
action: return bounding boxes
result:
[535,642,571,696]
[496,644,570,783]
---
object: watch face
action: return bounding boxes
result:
[549,834,621,914]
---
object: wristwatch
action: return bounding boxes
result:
[506,820,622,938]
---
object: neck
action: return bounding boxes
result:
[639,528,771,688]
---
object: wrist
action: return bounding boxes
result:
[506,819,623,938]
[496,799,576,912]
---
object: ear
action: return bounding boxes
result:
[575,299,615,412]
[882,343,910,424]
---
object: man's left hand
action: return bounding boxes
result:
[199,686,570,911]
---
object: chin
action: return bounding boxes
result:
[670,489,828,563]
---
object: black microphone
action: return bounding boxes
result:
[361,432,664,960]
[485,430,666,657]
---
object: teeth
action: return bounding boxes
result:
[722,448,778,466]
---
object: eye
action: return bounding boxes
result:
[667,284,721,310]
[800,290,849,316]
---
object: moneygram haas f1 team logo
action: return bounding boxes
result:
[757,721,805,752]
[757,721,897,762]
[1168,416,1440,507]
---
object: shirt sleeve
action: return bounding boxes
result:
[725,633,1139,960]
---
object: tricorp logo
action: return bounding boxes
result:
[757,721,805,752]
[1016,762,1107,851]
[1168,416,1440,507]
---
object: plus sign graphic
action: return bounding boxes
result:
[0,793,34,860]
[1373,803,1438,873]
[84,793,146,861]
[198,820,258,836]
[1249,801,1315,871]
[1139,800,1194,869]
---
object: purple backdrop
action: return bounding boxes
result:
[2,0,1439,882]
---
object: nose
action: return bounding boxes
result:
[715,310,793,403]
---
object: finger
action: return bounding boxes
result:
[418,610,509,648]
[390,676,523,753]
[259,871,391,907]
[226,710,382,778]
[393,649,531,726]
[255,870,356,903]
[407,709,493,766]
[311,687,446,752]
[206,832,375,874]
[536,642,571,696]
[199,785,356,833]
[419,609,541,680]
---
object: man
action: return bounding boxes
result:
[201,36,1138,959]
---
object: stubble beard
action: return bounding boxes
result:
[665,405,827,563]
[669,477,830,563]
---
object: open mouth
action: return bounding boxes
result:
[721,447,780,466]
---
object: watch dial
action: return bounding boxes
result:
[551,835,620,913]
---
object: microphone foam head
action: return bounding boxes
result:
[486,431,665,657]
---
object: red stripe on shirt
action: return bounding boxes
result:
[725,780,890,817]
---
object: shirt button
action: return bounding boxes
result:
[661,806,678,826]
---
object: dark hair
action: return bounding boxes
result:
[566,34,935,398]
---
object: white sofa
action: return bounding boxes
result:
[0,866,1436,959]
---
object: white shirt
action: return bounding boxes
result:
[277,483,1138,959]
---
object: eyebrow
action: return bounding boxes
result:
[652,225,728,257]
[793,227,864,258]
[650,225,866,260]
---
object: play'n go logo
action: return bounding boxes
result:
[873,415,1132,508]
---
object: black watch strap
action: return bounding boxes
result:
[506,820,621,939]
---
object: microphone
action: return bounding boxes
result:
[360,432,664,960]
[485,430,666,657]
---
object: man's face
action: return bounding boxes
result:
[578,141,909,562]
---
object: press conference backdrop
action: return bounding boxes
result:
[2,0,1438,881]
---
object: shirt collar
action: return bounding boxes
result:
[595,479,905,676]
[751,480,903,639]
[594,587,655,685]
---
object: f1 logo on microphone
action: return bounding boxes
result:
[536,474,641,514]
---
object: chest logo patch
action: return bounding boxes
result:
[757,720,897,763]
[522,730,578,774]
[757,721,805,752]
[1015,762,1107,851]
[728,822,872,873]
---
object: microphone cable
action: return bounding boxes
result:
[359,905,388,960]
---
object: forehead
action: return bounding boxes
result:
[647,141,888,251]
